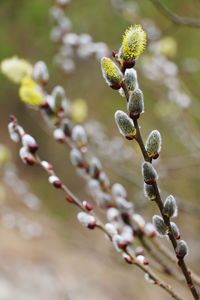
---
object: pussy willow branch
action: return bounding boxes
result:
[150,238,200,288]
[149,0,200,28]
[39,100,179,279]
[13,120,183,300]
[37,153,183,300]
[121,82,199,300]
[36,160,185,299]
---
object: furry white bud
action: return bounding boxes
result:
[98,172,110,188]
[176,240,188,258]
[142,162,158,184]
[144,222,156,238]
[41,160,53,171]
[77,212,96,229]
[107,207,120,222]
[152,215,167,236]
[145,130,162,159]
[33,61,49,85]
[105,223,118,237]
[143,183,156,200]
[8,122,20,142]
[128,88,144,118]
[112,183,127,199]
[53,128,66,142]
[170,222,180,240]
[136,255,149,265]
[112,234,128,252]
[124,68,138,91]
[70,148,84,167]
[115,196,133,213]
[132,213,145,229]
[121,225,134,243]
[72,125,87,148]
[163,195,178,218]
[115,110,136,140]
[21,134,38,153]
[19,147,36,166]
[89,157,102,178]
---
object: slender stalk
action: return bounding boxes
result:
[12,117,185,300]
[133,117,199,300]
[121,84,200,300]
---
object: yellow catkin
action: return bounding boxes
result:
[1,56,33,84]
[122,25,147,60]
[101,57,123,86]
[19,77,44,106]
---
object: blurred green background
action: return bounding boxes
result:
[0,1,200,299]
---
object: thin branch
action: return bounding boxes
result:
[149,0,200,28]
[151,238,200,288]
[121,84,200,300]
[11,117,184,300]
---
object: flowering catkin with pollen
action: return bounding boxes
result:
[121,25,147,63]
[101,57,123,89]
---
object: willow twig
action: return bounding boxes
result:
[149,0,200,28]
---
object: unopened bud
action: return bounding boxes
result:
[115,110,136,140]
[19,147,36,166]
[142,162,158,184]
[72,125,87,148]
[152,215,167,236]
[77,212,96,229]
[170,222,180,240]
[51,86,66,111]
[89,157,102,179]
[48,175,62,188]
[98,172,110,189]
[121,225,134,244]
[115,196,133,213]
[101,57,123,90]
[112,234,128,252]
[123,253,133,264]
[63,119,73,137]
[107,207,120,222]
[128,88,144,118]
[33,61,49,85]
[70,148,84,167]
[22,134,38,153]
[105,223,118,237]
[143,183,156,200]
[53,128,66,142]
[41,160,53,171]
[124,68,138,91]
[132,213,145,229]
[176,240,188,258]
[8,122,20,143]
[112,183,127,199]
[83,200,93,212]
[145,130,162,159]
[163,195,178,218]
[144,222,156,238]
[136,255,149,265]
